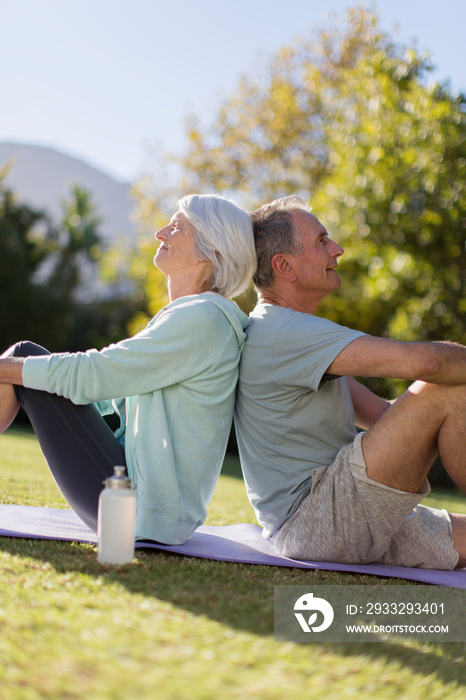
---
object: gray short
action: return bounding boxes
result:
[274,432,459,570]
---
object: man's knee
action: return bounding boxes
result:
[408,379,466,410]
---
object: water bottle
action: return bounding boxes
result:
[97,466,136,565]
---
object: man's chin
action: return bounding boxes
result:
[330,274,341,289]
[327,270,340,284]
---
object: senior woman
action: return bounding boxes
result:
[0,193,256,544]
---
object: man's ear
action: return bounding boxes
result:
[271,254,298,282]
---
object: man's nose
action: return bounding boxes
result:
[331,240,344,257]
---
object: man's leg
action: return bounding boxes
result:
[362,381,466,491]
[2,342,126,532]
[361,380,466,567]
[449,514,466,568]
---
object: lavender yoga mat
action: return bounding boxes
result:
[1,505,465,589]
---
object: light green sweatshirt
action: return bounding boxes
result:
[22,293,249,544]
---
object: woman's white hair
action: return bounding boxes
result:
[178,193,256,299]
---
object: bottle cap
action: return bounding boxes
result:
[103,466,133,489]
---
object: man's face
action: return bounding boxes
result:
[153,211,199,276]
[288,209,344,299]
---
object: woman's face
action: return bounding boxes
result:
[153,211,200,276]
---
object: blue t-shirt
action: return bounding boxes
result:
[234,303,366,538]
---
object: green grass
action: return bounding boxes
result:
[0,425,465,699]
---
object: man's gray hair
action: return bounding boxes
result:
[178,194,257,299]
[251,195,309,290]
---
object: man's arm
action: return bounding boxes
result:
[327,337,466,385]
[347,377,391,430]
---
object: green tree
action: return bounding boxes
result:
[47,183,148,350]
[0,178,139,353]
[48,183,102,305]
[0,182,54,349]
[119,176,174,335]
[179,6,465,366]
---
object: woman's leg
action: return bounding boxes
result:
[8,341,126,532]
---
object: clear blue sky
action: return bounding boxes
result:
[1,0,465,183]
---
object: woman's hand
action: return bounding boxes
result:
[0,354,25,385]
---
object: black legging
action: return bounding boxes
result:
[12,341,126,532]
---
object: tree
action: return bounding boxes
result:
[47,183,151,350]
[0,182,54,349]
[120,176,173,335]
[47,183,102,305]
[0,179,139,353]
[179,6,465,370]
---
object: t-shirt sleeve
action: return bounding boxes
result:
[22,300,234,404]
[271,315,366,391]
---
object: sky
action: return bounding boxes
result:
[1,0,465,184]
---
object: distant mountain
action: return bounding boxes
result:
[0,142,137,243]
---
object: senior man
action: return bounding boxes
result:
[234,195,466,569]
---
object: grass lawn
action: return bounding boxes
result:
[0,425,465,699]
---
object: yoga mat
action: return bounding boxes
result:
[1,505,465,589]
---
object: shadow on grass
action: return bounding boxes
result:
[0,535,464,687]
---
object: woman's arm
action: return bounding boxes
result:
[18,299,235,404]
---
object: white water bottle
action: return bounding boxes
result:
[97,466,136,565]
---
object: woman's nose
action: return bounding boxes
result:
[155,224,169,241]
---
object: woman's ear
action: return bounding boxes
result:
[271,254,298,283]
